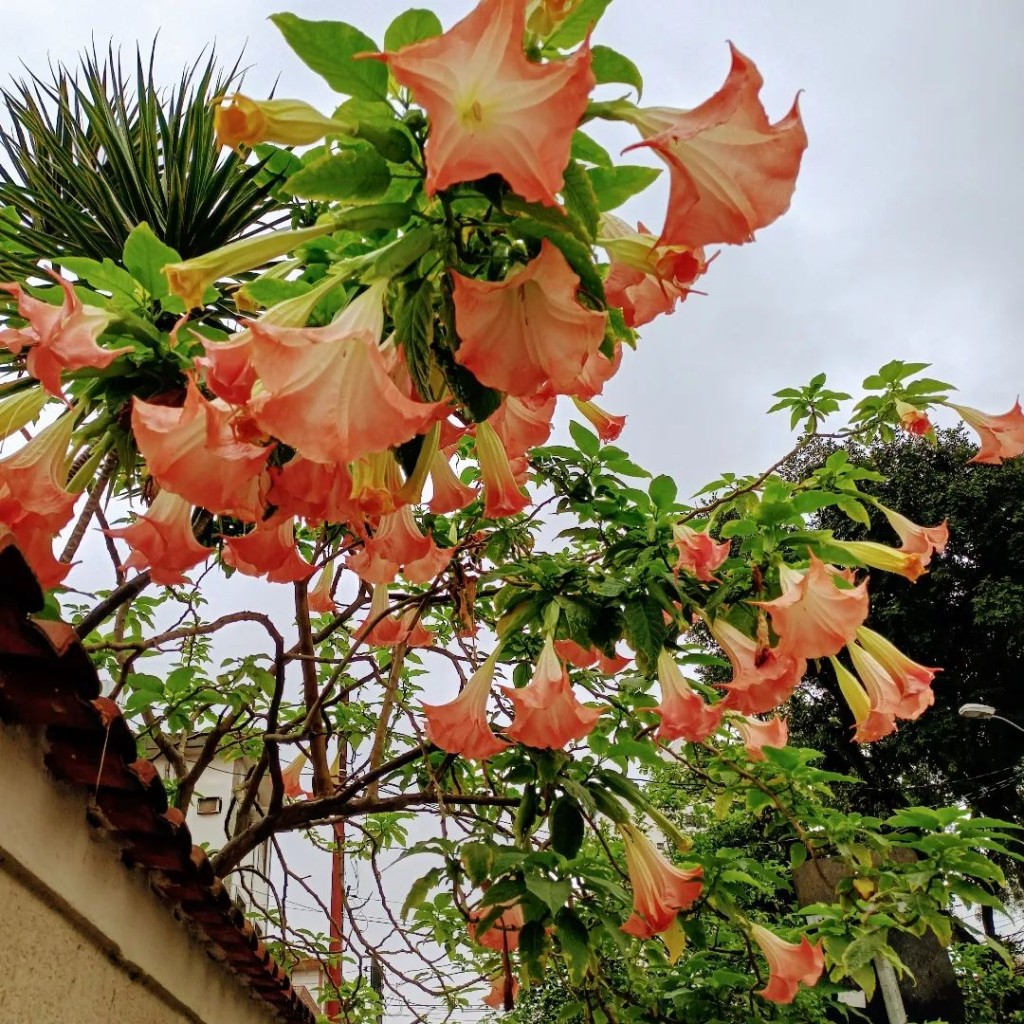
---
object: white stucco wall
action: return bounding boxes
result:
[0,724,283,1024]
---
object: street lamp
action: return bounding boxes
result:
[958,703,1024,735]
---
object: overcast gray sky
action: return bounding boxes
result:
[6,0,1024,493]
[8,2,1024,1017]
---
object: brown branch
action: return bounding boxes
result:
[141,710,187,780]
[177,708,242,812]
[75,569,152,638]
[678,434,817,524]
[60,451,117,564]
[294,580,333,798]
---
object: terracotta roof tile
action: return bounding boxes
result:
[0,537,316,1024]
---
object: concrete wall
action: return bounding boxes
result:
[0,724,282,1024]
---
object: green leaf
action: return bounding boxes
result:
[622,596,665,671]
[562,159,600,241]
[588,165,661,212]
[392,274,437,398]
[122,222,181,300]
[270,14,389,101]
[525,875,571,916]
[62,257,140,303]
[0,386,47,440]
[547,0,613,49]
[649,474,677,511]
[519,920,549,987]
[843,931,887,973]
[554,907,591,983]
[336,98,415,164]
[590,45,643,98]
[384,9,443,50]
[462,842,493,886]
[837,496,871,526]
[285,147,391,202]
[550,797,585,859]
[571,130,612,168]
[746,788,775,814]
[333,202,414,232]
[402,867,441,917]
[569,420,601,457]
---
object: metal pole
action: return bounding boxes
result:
[874,955,908,1024]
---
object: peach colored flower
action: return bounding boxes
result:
[422,653,510,761]
[307,563,338,614]
[248,284,445,465]
[0,415,77,587]
[753,554,869,660]
[428,449,478,513]
[854,628,939,721]
[569,343,622,401]
[600,214,707,328]
[349,451,404,519]
[749,924,824,1004]
[106,490,211,585]
[619,822,703,938]
[572,397,625,442]
[830,655,898,744]
[895,399,931,437]
[452,240,605,397]
[501,636,604,749]
[268,456,357,526]
[195,334,257,405]
[711,619,807,715]
[223,516,314,583]
[488,393,556,458]
[731,715,789,761]
[654,649,723,743]
[348,506,451,586]
[475,421,530,518]
[280,752,311,800]
[214,94,352,152]
[132,380,270,520]
[371,0,594,205]
[950,400,1024,465]
[880,505,948,567]
[356,584,435,649]
[554,639,631,674]
[623,45,806,249]
[828,539,927,582]
[482,971,518,1010]
[0,272,124,398]
[468,902,524,952]
[672,523,729,582]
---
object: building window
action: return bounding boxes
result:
[196,796,222,815]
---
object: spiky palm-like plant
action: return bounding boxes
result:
[0,45,289,278]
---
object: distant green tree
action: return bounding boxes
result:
[785,427,1024,900]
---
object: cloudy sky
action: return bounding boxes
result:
[5,1,1023,1017]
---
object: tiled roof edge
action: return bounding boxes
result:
[0,537,316,1024]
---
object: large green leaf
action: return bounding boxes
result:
[270,15,389,101]
[561,159,600,242]
[588,165,661,212]
[591,45,644,98]
[285,146,391,202]
[122,222,181,299]
[383,9,443,51]
[547,0,613,49]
